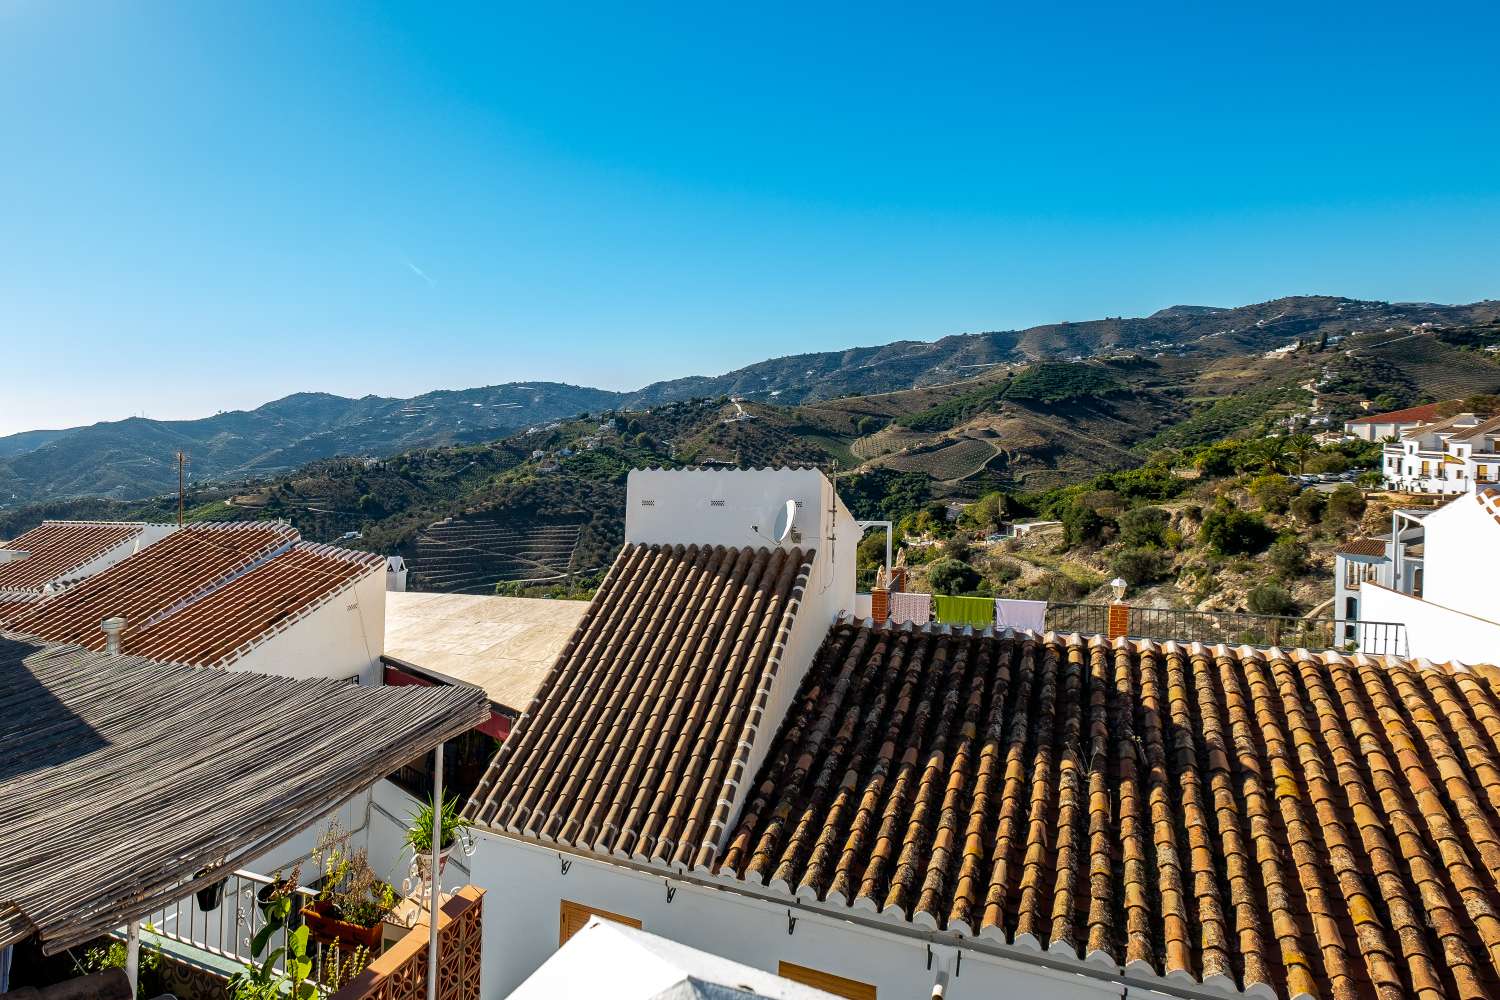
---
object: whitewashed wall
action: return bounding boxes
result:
[1360,584,1500,665]
[228,569,386,683]
[467,834,1224,1000]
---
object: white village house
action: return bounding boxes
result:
[1380,411,1500,495]
[1341,401,1445,442]
[454,466,1500,1000]
[1350,484,1500,664]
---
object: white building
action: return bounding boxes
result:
[1331,509,1427,651]
[1359,485,1500,663]
[1342,401,1444,442]
[0,520,387,682]
[1381,412,1500,494]
[454,466,1498,1000]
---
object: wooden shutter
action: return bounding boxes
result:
[777,961,877,1000]
[558,899,642,946]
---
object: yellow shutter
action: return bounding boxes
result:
[558,899,642,947]
[778,961,877,1000]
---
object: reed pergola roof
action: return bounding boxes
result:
[0,635,489,954]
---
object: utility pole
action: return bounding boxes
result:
[176,450,187,527]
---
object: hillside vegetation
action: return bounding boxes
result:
[6,295,1500,507]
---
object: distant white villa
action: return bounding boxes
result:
[1342,400,1444,441]
[1381,411,1500,494]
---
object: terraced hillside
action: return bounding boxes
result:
[409,516,584,593]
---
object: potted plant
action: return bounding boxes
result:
[404,795,473,880]
[302,823,396,952]
[195,876,226,913]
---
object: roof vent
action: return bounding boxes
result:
[100,616,127,655]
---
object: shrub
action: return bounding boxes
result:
[928,557,981,595]
[991,560,1022,584]
[1325,484,1366,525]
[1111,547,1173,587]
[1247,582,1298,616]
[1248,475,1297,514]
[1290,489,1326,525]
[1063,501,1115,547]
[1118,506,1170,549]
[960,492,1007,532]
[1268,537,1309,577]
[1201,508,1274,555]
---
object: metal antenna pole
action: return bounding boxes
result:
[177,451,186,527]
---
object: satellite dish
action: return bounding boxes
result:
[771,499,798,544]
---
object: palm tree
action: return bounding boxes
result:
[1258,435,1292,474]
[1287,433,1317,474]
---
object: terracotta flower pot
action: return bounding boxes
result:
[303,900,384,951]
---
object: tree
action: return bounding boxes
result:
[1248,475,1297,514]
[1287,434,1317,473]
[1118,506,1170,549]
[1111,547,1172,587]
[1257,436,1292,474]
[1201,508,1274,555]
[1248,582,1298,616]
[1063,501,1114,548]
[1268,537,1309,577]
[960,492,1008,533]
[1290,489,1326,526]
[1325,484,1366,526]
[928,557,981,595]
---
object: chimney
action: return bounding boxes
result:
[1106,578,1129,641]
[101,617,126,654]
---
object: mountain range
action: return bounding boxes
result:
[5,295,1497,507]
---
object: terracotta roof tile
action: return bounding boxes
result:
[465,541,815,870]
[1337,539,1388,558]
[1347,403,1447,425]
[123,542,384,667]
[0,521,146,593]
[718,624,1500,1000]
[6,522,297,649]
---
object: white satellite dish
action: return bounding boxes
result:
[771,499,798,544]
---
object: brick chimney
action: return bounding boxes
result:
[870,587,889,623]
[1106,578,1129,641]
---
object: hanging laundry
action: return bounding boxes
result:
[995,597,1047,633]
[933,594,994,627]
[888,590,931,625]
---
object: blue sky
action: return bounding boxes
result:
[2,2,1498,435]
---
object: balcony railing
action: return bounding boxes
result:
[139,869,331,981]
[1045,603,1408,656]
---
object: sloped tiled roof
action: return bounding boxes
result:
[718,622,1500,1000]
[467,541,815,871]
[5,522,297,649]
[1336,538,1388,558]
[0,521,146,593]
[1448,413,1500,443]
[1346,402,1446,425]
[124,542,384,667]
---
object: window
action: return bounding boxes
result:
[778,963,877,1000]
[558,899,641,947]
[1481,465,1490,481]
[1421,461,1431,476]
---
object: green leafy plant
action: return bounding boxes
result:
[74,929,162,999]
[312,823,395,929]
[406,795,473,855]
[230,885,315,1000]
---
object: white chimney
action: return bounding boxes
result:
[0,548,29,564]
[101,617,127,654]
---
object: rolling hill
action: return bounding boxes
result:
[4,295,1498,508]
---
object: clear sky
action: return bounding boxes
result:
[2,2,1498,435]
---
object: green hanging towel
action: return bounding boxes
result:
[933,594,993,627]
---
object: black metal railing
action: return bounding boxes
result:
[1045,603,1408,656]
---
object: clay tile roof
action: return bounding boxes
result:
[718,624,1500,1000]
[5,522,297,649]
[1346,402,1446,425]
[1449,414,1500,441]
[0,521,146,593]
[1336,538,1388,558]
[123,542,384,667]
[466,541,816,872]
